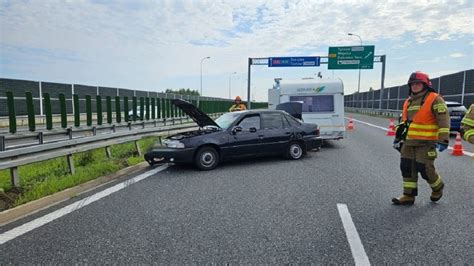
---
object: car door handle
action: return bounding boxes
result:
[258,135,264,139]
[285,131,291,135]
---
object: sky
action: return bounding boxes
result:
[0,0,473,101]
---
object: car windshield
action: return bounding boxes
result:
[215,112,240,129]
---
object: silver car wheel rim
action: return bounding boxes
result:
[201,152,215,166]
[290,144,302,158]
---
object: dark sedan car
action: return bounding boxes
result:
[446,101,468,131]
[144,99,320,170]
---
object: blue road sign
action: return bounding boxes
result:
[268,57,321,67]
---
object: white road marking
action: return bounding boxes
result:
[347,117,388,131]
[446,146,474,157]
[0,164,169,245]
[337,203,371,266]
[345,117,474,157]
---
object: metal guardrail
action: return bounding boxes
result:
[0,114,221,188]
[0,116,193,151]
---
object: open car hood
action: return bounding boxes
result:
[172,99,220,128]
[276,102,303,120]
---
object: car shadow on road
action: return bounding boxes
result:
[220,153,317,168]
[150,141,345,173]
[319,140,344,149]
[159,152,318,173]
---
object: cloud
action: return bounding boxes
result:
[0,0,472,98]
[449,52,465,58]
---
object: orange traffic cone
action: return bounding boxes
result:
[347,116,354,130]
[387,118,396,136]
[451,132,464,156]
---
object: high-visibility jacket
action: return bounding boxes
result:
[402,92,450,142]
[229,103,247,112]
[461,104,474,144]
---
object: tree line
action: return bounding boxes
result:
[165,88,200,96]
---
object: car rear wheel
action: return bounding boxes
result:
[194,146,219,170]
[286,142,304,160]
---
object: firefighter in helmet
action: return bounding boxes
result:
[229,96,247,112]
[392,71,450,205]
[460,104,474,144]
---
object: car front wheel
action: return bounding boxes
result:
[194,146,219,170]
[286,142,304,160]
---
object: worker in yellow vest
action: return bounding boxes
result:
[229,96,247,112]
[392,71,450,205]
[460,104,474,144]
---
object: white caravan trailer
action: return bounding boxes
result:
[268,78,345,140]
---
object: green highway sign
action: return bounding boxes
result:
[328,45,375,69]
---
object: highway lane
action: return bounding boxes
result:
[343,113,473,264]
[0,113,472,264]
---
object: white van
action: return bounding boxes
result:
[268,78,345,140]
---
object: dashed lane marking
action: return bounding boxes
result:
[337,203,371,266]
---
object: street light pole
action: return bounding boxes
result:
[200,56,211,96]
[348,33,363,108]
[228,72,237,99]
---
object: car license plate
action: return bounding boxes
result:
[450,116,461,120]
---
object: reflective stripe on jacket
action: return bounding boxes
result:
[461,104,474,144]
[402,92,439,141]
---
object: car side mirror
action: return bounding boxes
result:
[249,127,257,133]
[232,126,243,135]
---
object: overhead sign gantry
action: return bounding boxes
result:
[246,48,385,109]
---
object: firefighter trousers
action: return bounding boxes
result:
[400,144,444,196]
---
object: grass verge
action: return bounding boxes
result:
[0,136,159,211]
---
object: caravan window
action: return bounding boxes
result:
[290,95,334,112]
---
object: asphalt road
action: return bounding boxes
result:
[1,113,473,264]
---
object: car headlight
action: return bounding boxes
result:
[163,140,185,149]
